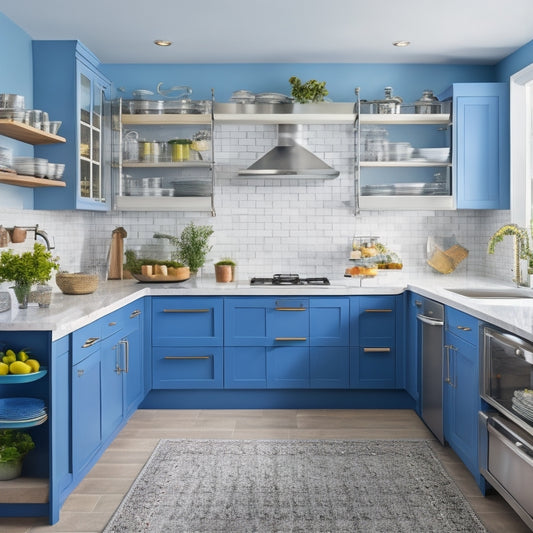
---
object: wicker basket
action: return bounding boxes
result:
[56,272,99,295]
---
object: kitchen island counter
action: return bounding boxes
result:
[1,276,533,342]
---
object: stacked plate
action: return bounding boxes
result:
[512,389,533,422]
[417,147,450,162]
[0,397,47,426]
[0,146,13,170]
[13,157,48,178]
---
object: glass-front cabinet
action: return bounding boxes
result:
[33,40,111,211]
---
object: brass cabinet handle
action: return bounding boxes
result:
[457,325,472,331]
[82,337,99,348]
[164,356,211,360]
[275,337,307,341]
[77,369,84,377]
[363,347,391,353]
[130,309,141,318]
[275,307,307,311]
[163,309,210,313]
[108,321,117,326]
[364,309,392,313]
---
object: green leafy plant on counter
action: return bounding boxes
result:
[0,243,59,287]
[214,258,236,266]
[289,76,329,103]
[154,222,214,274]
[0,429,35,463]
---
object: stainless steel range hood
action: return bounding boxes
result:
[238,124,340,178]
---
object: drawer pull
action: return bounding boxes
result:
[457,325,472,331]
[82,337,99,348]
[164,356,211,360]
[275,337,307,341]
[108,321,117,327]
[363,347,391,353]
[275,307,307,311]
[130,310,142,318]
[364,309,392,313]
[77,369,84,377]
[163,309,210,313]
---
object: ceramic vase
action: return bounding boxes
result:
[0,460,23,481]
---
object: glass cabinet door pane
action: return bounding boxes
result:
[92,129,100,161]
[92,163,101,200]
[80,124,91,158]
[93,86,102,130]
[80,74,91,124]
[80,160,91,198]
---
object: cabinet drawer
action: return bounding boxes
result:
[446,307,479,346]
[152,346,223,388]
[152,297,223,346]
[350,344,396,388]
[72,319,102,364]
[351,295,397,343]
[100,309,125,340]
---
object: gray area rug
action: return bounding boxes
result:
[103,439,487,533]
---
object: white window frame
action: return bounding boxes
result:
[510,64,533,227]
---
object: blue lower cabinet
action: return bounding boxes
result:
[72,348,102,473]
[152,346,223,389]
[350,345,396,388]
[267,346,309,388]
[224,347,267,388]
[310,347,349,388]
[310,298,349,346]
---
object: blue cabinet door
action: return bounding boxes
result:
[224,298,270,346]
[406,293,421,404]
[72,348,101,473]
[443,332,480,480]
[310,347,349,388]
[354,295,396,344]
[350,345,396,388]
[100,331,124,442]
[33,40,111,211]
[122,305,144,416]
[224,346,267,388]
[152,297,223,346]
[152,346,223,389]
[310,298,349,346]
[267,346,309,388]
[443,83,510,210]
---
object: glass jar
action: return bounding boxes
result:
[168,139,192,162]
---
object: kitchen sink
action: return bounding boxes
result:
[446,288,533,299]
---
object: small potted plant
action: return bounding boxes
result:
[0,243,60,308]
[214,258,236,283]
[154,222,213,276]
[0,429,35,480]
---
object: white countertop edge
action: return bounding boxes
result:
[1,276,533,343]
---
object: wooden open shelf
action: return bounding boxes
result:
[0,477,48,504]
[0,171,66,188]
[0,119,66,145]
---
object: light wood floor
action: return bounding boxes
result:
[0,409,530,533]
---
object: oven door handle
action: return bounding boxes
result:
[416,314,444,327]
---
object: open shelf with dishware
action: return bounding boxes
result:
[112,94,215,214]
[0,119,66,145]
[0,171,66,188]
[354,98,453,211]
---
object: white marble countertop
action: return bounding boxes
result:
[1,274,533,343]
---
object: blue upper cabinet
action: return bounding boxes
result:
[441,83,510,210]
[32,41,111,211]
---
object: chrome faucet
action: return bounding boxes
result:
[487,224,530,287]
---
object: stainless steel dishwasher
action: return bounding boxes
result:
[416,297,445,444]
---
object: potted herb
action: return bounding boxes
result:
[0,429,35,480]
[154,222,213,275]
[289,76,329,103]
[0,243,60,308]
[214,258,236,283]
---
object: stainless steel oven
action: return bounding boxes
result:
[479,327,533,529]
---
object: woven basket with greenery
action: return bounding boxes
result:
[56,272,98,295]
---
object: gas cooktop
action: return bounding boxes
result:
[250,274,330,286]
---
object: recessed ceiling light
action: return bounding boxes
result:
[393,41,411,47]
[154,40,172,47]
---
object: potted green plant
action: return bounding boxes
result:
[0,243,60,308]
[0,429,35,480]
[154,222,213,275]
[214,258,236,283]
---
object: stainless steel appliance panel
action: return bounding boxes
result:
[417,297,445,444]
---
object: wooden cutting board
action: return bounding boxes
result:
[108,227,127,280]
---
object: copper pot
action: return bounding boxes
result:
[11,227,27,243]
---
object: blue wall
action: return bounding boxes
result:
[0,12,34,208]
[102,63,496,103]
[496,38,533,81]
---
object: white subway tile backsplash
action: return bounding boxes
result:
[0,123,515,283]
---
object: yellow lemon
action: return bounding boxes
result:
[9,361,31,374]
[2,354,16,365]
[17,350,29,362]
[0,362,8,375]
[25,359,40,373]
